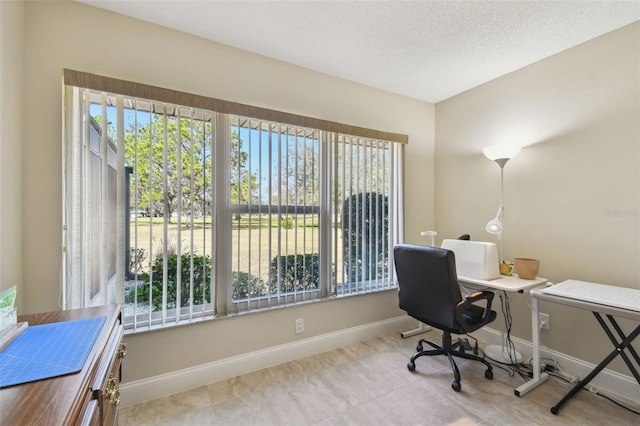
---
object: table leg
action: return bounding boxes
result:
[550,319,640,414]
[400,322,431,338]
[515,297,548,396]
[599,314,640,383]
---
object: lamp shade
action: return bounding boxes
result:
[482,144,521,161]
[486,219,502,235]
[485,205,503,235]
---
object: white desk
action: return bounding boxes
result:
[458,274,547,293]
[399,273,546,339]
[520,280,640,414]
[458,274,548,366]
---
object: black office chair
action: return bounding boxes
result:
[394,243,497,392]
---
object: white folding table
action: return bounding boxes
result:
[519,280,640,415]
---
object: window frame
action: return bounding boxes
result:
[62,69,407,333]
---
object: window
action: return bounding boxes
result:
[63,70,406,333]
[227,119,324,312]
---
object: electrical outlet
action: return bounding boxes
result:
[539,313,550,330]
[295,318,304,334]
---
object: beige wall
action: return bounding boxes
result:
[18,1,434,381]
[17,0,636,387]
[0,0,25,311]
[435,22,640,374]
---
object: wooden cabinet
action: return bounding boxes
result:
[0,305,124,425]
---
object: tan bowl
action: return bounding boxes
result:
[514,258,540,280]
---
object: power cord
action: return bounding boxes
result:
[592,391,640,415]
[481,355,640,415]
[486,295,638,416]
[498,291,520,366]
[475,291,527,379]
[480,347,532,380]
[546,371,640,415]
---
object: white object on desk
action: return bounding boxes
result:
[441,239,500,280]
[0,286,18,335]
[458,275,548,365]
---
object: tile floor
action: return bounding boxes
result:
[119,330,639,425]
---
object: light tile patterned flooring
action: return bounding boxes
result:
[120,330,639,425]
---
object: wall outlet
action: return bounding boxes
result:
[295,318,304,334]
[539,313,550,330]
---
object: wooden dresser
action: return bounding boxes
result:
[0,305,125,425]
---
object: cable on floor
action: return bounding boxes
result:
[483,293,638,416]
[546,370,640,415]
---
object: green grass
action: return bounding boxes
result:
[129,213,340,283]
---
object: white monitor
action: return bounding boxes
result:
[441,239,500,281]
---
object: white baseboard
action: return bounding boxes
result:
[472,327,638,402]
[120,316,414,407]
[120,318,637,407]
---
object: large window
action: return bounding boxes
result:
[63,70,406,333]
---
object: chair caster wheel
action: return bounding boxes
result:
[407,362,416,372]
[485,369,493,380]
[451,380,461,392]
[416,344,423,352]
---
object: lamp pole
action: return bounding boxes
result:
[498,161,505,261]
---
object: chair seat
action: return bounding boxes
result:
[461,304,497,329]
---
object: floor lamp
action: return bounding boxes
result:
[482,144,520,260]
[482,144,522,364]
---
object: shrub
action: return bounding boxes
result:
[269,253,320,293]
[280,216,294,229]
[136,253,211,311]
[232,271,268,300]
[341,192,389,283]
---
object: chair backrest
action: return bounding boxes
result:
[394,244,463,331]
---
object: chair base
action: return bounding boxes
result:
[406,331,493,392]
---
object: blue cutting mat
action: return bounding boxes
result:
[0,316,106,388]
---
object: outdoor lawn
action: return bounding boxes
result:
[128,214,340,283]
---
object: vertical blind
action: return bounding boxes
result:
[226,118,324,312]
[332,135,401,296]
[63,87,126,309]
[63,70,406,333]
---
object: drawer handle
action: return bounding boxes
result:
[105,375,120,407]
[117,342,127,359]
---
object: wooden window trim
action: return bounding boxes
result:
[63,69,408,144]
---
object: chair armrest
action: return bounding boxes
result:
[454,290,495,332]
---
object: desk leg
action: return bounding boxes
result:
[400,322,431,338]
[515,297,548,397]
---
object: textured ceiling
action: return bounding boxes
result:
[78,1,640,103]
